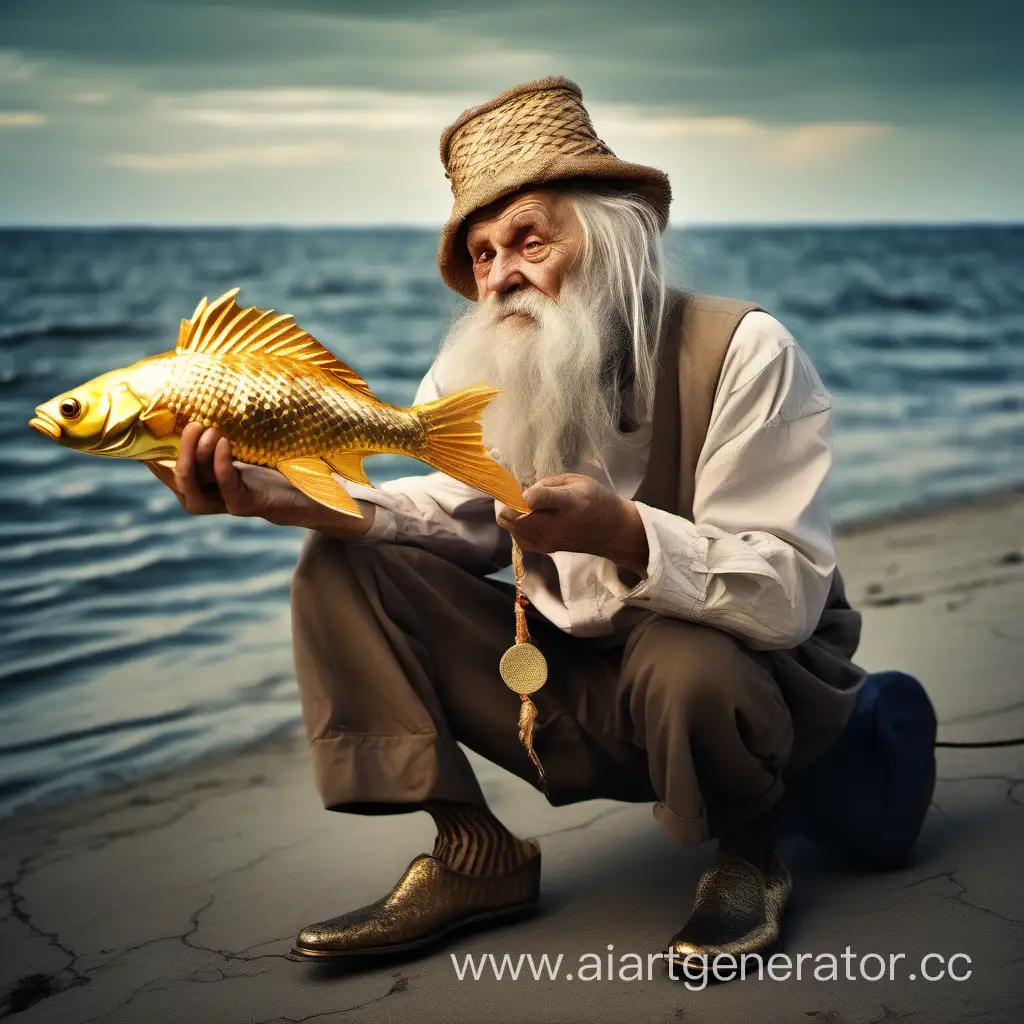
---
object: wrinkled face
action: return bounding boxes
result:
[29,358,178,460]
[466,189,584,305]
[440,188,635,484]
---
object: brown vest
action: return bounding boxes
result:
[635,290,866,770]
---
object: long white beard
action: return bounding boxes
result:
[435,270,636,488]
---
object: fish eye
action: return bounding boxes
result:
[59,397,82,420]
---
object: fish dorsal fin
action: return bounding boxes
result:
[175,287,377,400]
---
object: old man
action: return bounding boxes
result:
[152,77,898,977]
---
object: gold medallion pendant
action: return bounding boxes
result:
[498,642,547,695]
[501,540,548,785]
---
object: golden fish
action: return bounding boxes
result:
[29,287,530,517]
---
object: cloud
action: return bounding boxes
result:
[772,123,891,167]
[168,87,475,131]
[3,0,1022,129]
[109,140,345,171]
[567,104,893,168]
[0,111,46,126]
[1,0,1021,224]
[0,50,39,81]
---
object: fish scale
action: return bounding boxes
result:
[160,353,425,467]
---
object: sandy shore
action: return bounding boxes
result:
[2,489,1023,1024]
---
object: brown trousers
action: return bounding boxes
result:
[291,532,798,845]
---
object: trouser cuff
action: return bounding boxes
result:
[308,732,486,811]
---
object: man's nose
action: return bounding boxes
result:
[486,250,527,296]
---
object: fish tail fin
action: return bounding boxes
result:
[415,384,530,513]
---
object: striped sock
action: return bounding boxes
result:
[424,801,533,877]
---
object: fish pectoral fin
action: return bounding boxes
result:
[105,383,145,437]
[277,457,363,518]
[323,451,374,488]
[140,407,177,438]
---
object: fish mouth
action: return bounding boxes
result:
[29,411,62,440]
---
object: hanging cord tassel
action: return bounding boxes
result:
[512,539,530,644]
[518,692,544,781]
[498,538,548,789]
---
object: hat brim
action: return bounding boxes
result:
[437,152,671,301]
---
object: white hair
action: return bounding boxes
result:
[561,183,666,429]
[435,183,667,487]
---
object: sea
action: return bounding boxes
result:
[1,224,1022,821]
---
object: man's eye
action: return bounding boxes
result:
[524,240,542,251]
[475,251,494,264]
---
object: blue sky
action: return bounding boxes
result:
[1,0,1021,226]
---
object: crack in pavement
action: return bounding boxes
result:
[532,804,632,840]
[29,830,317,982]
[251,973,410,1024]
[78,965,408,1024]
[71,892,298,1024]
[0,853,91,1018]
[3,773,273,875]
[991,626,1024,646]
[935,774,1024,808]
[900,870,1024,927]
[79,775,272,855]
[81,799,206,852]
[941,701,1024,726]
[77,977,168,1024]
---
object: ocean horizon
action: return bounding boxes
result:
[3,219,1022,230]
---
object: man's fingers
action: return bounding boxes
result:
[212,437,244,512]
[532,473,579,487]
[195,427,222,483]
[174,423,201,490]
[495,504,552,552]
[523,483,574,511]
[176,423,224,513]
[496,505,517,529]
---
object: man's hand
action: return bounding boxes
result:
[146,422,374,537]
[496,473,649,576]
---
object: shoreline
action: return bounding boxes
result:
[2,485,1023,1023]
[833,480,1024,537]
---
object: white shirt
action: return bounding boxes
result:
[343,311,836,652]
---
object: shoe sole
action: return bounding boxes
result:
[668,938,782,980]
[289,898,539,960]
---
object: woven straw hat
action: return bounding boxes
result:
[437,75,671,300]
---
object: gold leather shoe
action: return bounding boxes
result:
[668,850,792,976]
[291,840,541,959]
